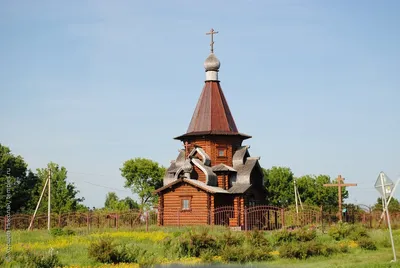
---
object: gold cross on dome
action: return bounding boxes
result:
[206,28,219,53]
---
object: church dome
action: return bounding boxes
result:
[204,53,220,72]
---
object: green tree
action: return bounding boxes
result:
[33,162,84,214]
[104,192,139,211]
[296,175,348,211]
[120,158,165,209]
[263,167,294,207]
[0,143,39,214]
[372,197,400,213]
[122,196,139,209]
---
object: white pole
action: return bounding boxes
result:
[297,187,304,210]
[294,179,299,214]
[48,169,51,231]
[380,173,396,262]
[380,179,400,221]
[28,173,49,230]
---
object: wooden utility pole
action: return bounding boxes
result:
[28,168,51,231]
[323,175,357,221]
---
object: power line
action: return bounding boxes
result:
[67,171,131,193]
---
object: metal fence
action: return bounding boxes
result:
[1,205,398,231]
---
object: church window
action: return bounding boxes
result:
[180,196,192,211]
[218,148,226,157]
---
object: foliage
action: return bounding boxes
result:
[220,245,272,263]
[33,162,84,214]
[328,223,370,242]
[246,228,270,247]
[219,229,243,247]
[88,236,116,263]
[279,240,345,259]
[50,227,76,237]
[272,228,316,245]
[163,229,219,258]
[357,237,377,250]
[262,166,349,209]
[88,236,149,264]
[372,197,400,213]
[296,174,348,212]
[263,167,294,207]
[0,143,39,214]
[104,192,139,211]
[120,158,165,209]
[17,249,63,268]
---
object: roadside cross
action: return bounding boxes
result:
[323,175,357,221]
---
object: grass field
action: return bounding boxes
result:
[1,225,400,267]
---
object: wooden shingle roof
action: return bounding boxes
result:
[175,81,251,140]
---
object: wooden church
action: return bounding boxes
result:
[155,29,266,228]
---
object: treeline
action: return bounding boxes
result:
[0,144,85,215]
[1,143,396,215]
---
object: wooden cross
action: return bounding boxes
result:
[323,175,357,221]
[206,28,219,53]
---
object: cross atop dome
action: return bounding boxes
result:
[206,28,219,53]
[204,28,221,81]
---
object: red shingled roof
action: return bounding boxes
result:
[175,81,251,140]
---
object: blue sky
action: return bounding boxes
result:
[1,1,399,208]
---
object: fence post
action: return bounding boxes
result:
[4,216,6,232]
[87,212,90,232]
[281,208,285,229]
[320,206,323,232]
[146,212,149,232]
[116,214,119,230]
[244,206,248,231]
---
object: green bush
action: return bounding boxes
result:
[50,227,76,237]
[272,229,296,245]
[328,223,370,241]
[163,229,219,258]
[219,230,243,247]
[88,237,145,264]
[221,245,272,263]
[88,236,116,263]
[50,228,64,237]
[357,237,377,250]
[295,228,317,242]
[279,241,339,259]
[246,229,270,247]
[18,250,63,268]
[273,228,316,245]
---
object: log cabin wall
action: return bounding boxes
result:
[183,136,243,168]
[161,182,209,226]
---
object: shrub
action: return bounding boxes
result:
[246,229,270,248]
[221,245,272,263]
[88,237,146,264]
[348,225,369,241]
[295,228,317,242]
[272,229,296,245]
[328,223,369,241]
[273,228,316,246]
[88,236,116,263]
[357,237,377,250]
[219,230,243,247]
[50,227,76,237]
[163,229,219,258]
[279,241,339,259]
[50,228,65,237]
[18,250,63,268]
